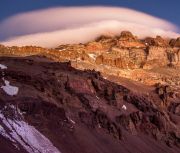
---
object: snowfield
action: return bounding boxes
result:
[0,63,19,96]
[122,105,127,110]
[0,106,61,153]
[1,79,19,96]
[88,53,97,60]
[0,64,7,69]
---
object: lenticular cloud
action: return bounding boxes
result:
[0,6,179,48]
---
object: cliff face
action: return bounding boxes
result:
[0,31,180,91]
[0,56,180,153]
[94,34,180,69]
[96,47,147,69]
[170,37,180,48]
[0,32,180,69]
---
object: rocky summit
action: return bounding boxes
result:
[0,31,180,153]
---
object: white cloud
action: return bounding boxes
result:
[0,6,179,48]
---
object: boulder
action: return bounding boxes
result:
[144,36,170,47]
[169,37,180,48]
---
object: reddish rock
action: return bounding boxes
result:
[144,36,170,47]
[169,37,180,48]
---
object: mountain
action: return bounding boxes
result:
[0,31,180,153]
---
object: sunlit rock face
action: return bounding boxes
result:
[95,47,147,69]
[144,36,170,47]
[0,31,180,70]
[0,30,180,92]
[170,37,180,47]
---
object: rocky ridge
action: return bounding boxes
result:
[0,31,180,90]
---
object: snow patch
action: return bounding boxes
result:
[1,79,19,96]
[96,95,100,99]
[67,117,76,124]
[122,105,127,110]
[88,53,97,60]
[0,64,7,69]
[0,124,15,143]
[0,108,61,153]
[59,48,66,51]
[103,76,107,80]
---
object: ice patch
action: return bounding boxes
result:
[88,53,97,60]
[103,77,107,80]
[67,117,76,124]
[0,124,15,143]
[0,64,7,69]
[59,48,66,51]
[1,79,19,96]
[122,105,127,110]
[0,108,61,153]
[96,95,100,99]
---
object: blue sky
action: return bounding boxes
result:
[0,0,179,27]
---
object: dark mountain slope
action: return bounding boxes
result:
[0,56,179,153]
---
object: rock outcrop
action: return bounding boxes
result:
[96,47,147,69]
[1,31,180,69]
[144,36,170,47]
[170,37,180,48]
